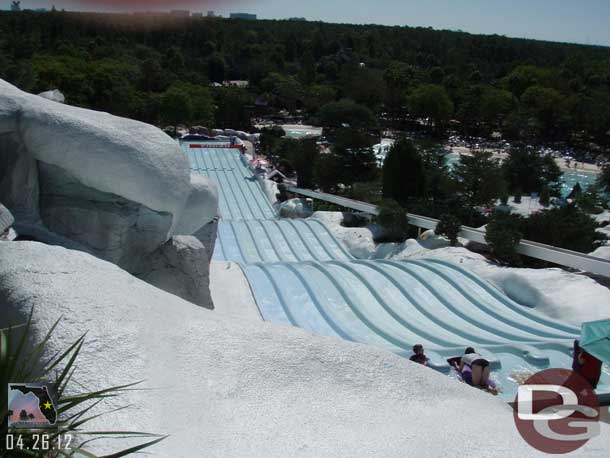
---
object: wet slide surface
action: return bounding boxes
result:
[186,142,609,400]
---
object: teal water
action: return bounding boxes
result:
[444,152,599,198]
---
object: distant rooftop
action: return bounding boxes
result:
[230,12,257,21]
[170,10,190,17]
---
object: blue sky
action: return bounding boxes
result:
[7,0,610,47]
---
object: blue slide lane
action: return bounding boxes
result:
[185,142,610,399]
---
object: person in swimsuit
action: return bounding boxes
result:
[459,347,491,388]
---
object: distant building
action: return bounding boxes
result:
[207,11,215,17]
[223,80,249,88]
[192,12,203,18]
[170,10,190,18]
[10,1,21,12]
[230,12,257,20]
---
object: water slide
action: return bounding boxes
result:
[186,142,609,400]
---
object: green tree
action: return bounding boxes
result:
[304,84,337,113]
[382,138,426,206]
[313,128,377,192]
[407,84,454,134]
[140,58,168,92]
[183,83,215,126]
[259,126,286,154]
[457,85,515,134]
[314,152,343,193]
[435,213,462,246]
[206,53,226,83]
[213,87,252,130]
[376,200,410,243]
[539,185,551,206]
[596,164,610,193]
[160,86,191,135]
[503,65,549,97]
[332,128,379,187]
[523,205,606,253]
[502,148,561,194]
[342,66,385,111]
[453,151,505,206]
[316,99,377,129]
[160,83,214,133]
[514,189,522,204]
[276,138,319,188]
[520,86,567,137]
[261,72,303,111]
[485,212,524,266]
[575,186,602,214]
[383,61,418,119]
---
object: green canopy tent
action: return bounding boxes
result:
[580,319,610,363]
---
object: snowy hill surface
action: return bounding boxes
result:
[1,241,609,458]
[313,211,610,326]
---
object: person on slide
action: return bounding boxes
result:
[459,347,491,388]
[409,344,427,365]
[572,340,602,389]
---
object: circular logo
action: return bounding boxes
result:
[513,369,600,454]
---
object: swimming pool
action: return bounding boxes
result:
[444,152,599,198]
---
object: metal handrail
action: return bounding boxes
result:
[285,186,610,278]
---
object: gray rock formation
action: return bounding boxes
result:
[0,204,16,240]
[136,235,213,308]
[0,79,218,306]
[38,163,172,271]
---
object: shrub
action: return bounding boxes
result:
[539,185,550,206]
[435,213,462,246]
[452,151,505,206]
[485,212,524,265]
[342,212,370,228]
[1,310,166,457]
[382,138,426,205]
[575,187,602,214]
[523,204,607,253]
[514,189,522,203]
[375,200,410,243]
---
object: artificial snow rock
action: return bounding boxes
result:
[37,89,65,103]
[0,203,16,240]
[0,203,14,234]
[1,241,609,458]
[278,197,314,219]
[137,235,214,309]
[0,79,218,273]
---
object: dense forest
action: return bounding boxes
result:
[1,10,610,146]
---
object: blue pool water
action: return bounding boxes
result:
[444,152,599,198]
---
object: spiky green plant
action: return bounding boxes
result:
[1,309,167,457]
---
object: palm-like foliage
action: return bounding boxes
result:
[1,309,166,457]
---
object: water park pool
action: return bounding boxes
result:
[444,151,599,198]
[186,142,610,401]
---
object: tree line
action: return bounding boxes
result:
[1,10,610,146]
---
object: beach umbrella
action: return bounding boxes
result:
[580,319,610,363]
